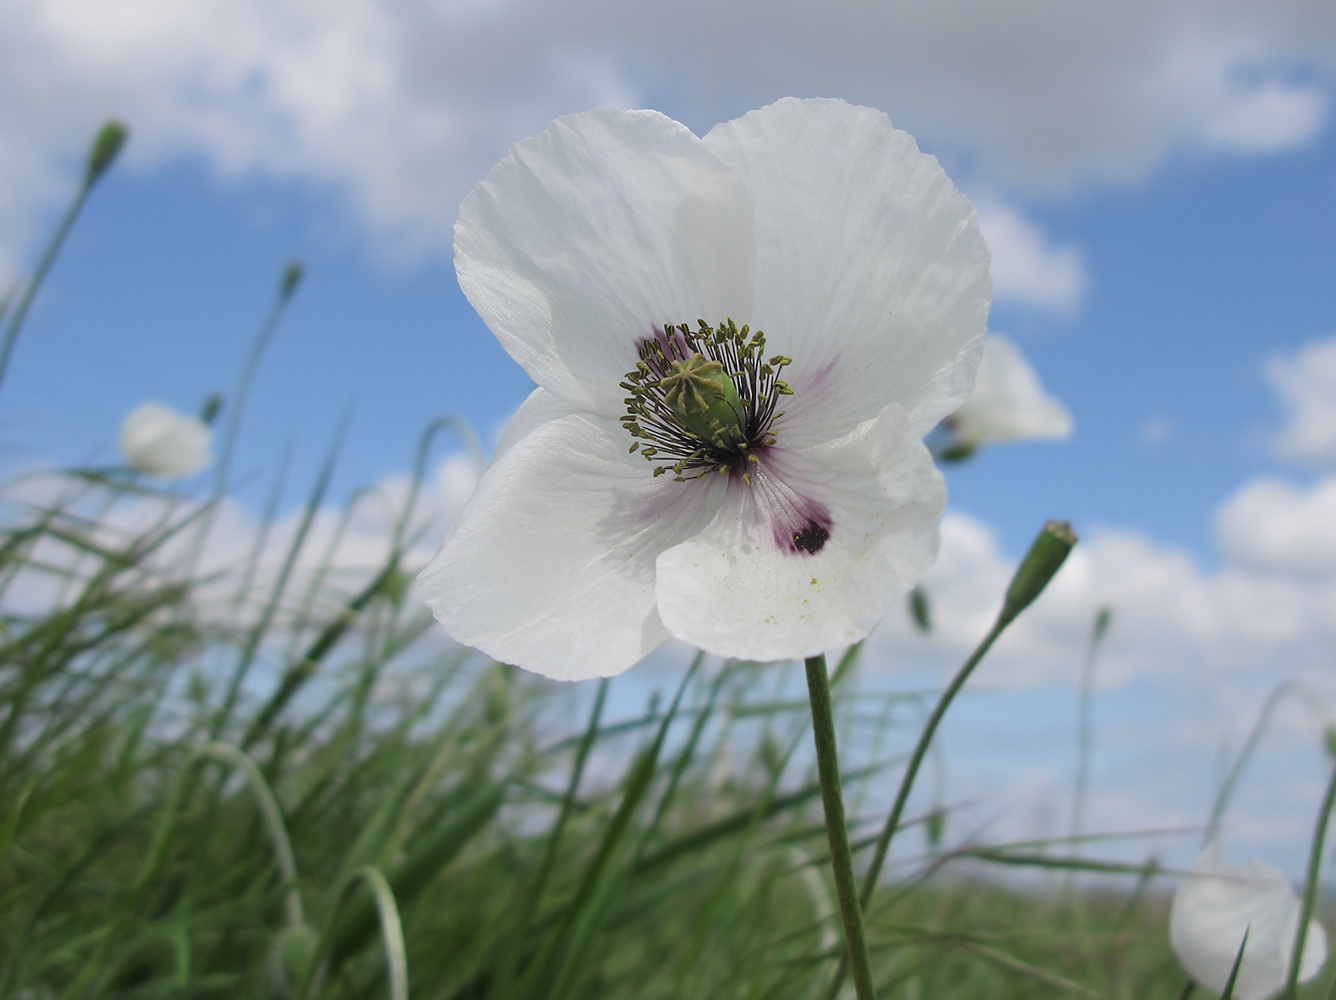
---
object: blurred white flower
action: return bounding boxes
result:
[419,98,990,680]
[1169,842,1327,1000]
[947,334,1071,447]
[119,401,212,478]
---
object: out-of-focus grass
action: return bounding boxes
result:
[0,461,1221,1000]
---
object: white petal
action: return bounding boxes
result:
[119,401,212,478]
[654,403,944,661]
[703,98,991,446]
[455,108,756,416]
[951,334,1072,445]
[1169,843,1328,1000]
[417,404,727,680]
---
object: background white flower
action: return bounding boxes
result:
[420,98,990,680]
[1169,842,1328,1000]
[119,401,212,478]
[948,333,1071,447]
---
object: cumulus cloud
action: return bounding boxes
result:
[868,481,1336,692]
[1,0,1334,284]
[1266,336,1336,467]
[976,203,1088,316]
[1216,475,1336,577]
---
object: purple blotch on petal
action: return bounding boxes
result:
[792,522,830,554]
[749,465,833,556]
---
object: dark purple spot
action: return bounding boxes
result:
[793,522,829,554]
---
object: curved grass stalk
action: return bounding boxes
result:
[296,866,409,1000]
[391,414,486,558]
[64,741,303,998]
[138,741,304,926]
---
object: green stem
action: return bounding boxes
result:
[860,615,1008,907]
[0,184,90,394]
[1284,754,1336,998]
[804,654,877,1000]
[1070,607,1111,852]
[823,615,1009,1000]
[1206,680,1321,846]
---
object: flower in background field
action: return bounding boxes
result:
[119,401,212,478]
[420,98,990,680]
[1170,842,1327,1000]
[942,333,1070,453]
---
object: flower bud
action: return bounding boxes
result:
[85,120,129,188]
[999,520,1077,626]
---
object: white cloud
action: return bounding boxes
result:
[1216,475,1336,577]
[976,203,1088,316]
[2,0,1334,283]
[869,476,1336,692]
[1266,336,1336,467]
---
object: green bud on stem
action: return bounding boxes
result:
[85,120,129,188]
[999,519,1077,626]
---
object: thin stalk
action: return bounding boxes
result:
[1283,754,1336,999]
[823,615,1009,1000]
[0,121,126,393]
[212,261,304,496]
[297,866,408,1000]
[860,615,1008,907]
[0,190,89,393]
[1070,607,1112,852]
[804,654,877,1000]
[499,677,609,991]
[1206,680,1323,846]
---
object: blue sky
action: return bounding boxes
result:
[3,0,1336,875]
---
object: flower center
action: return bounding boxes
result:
[621,320,792,482]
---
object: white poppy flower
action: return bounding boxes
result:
[947,334,1071,446]
[419,98,991,680]
[1170,842,1328,1000]
[119,401,212,478]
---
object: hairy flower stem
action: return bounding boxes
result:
[804,654,878,1000]
[1283,752,1336,998]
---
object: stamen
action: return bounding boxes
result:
[623,319,792,481]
